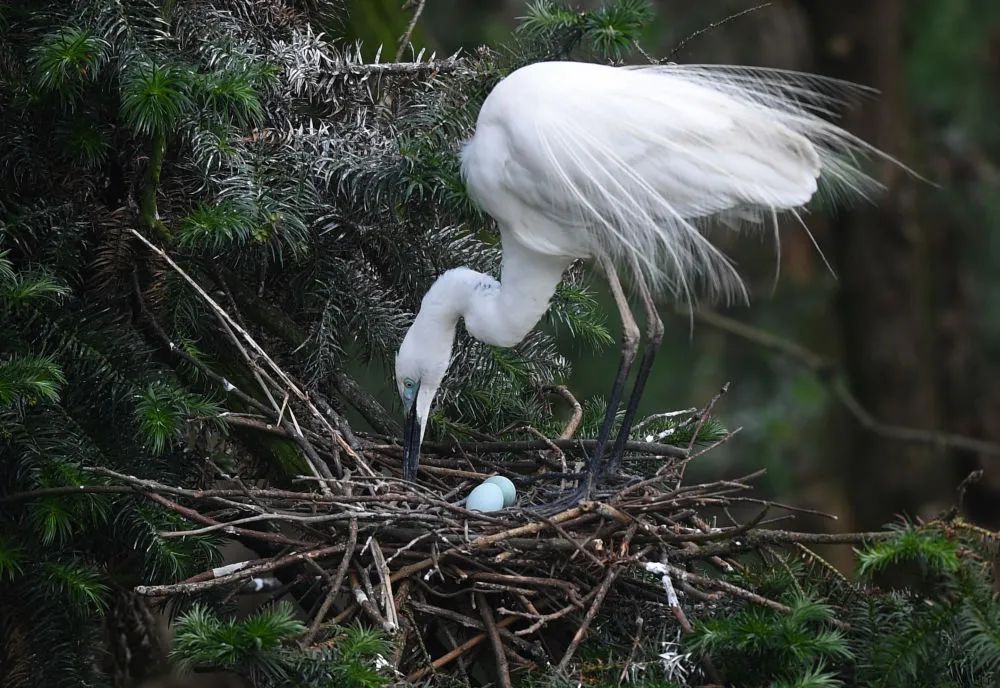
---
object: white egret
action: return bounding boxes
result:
[395,60,896,497]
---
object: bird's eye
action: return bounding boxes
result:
[402,378,417,401]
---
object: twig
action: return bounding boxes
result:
[666,3,773,62]
[687,383,730,454]
[145,492,314,547]
[691,308,1000,457]
[476,591,513,688]
[663,561,848,631]
[395,0,427,62]
[404,438,688,459]
[0,484,135,504]
[409,602,535,654]
[369,537,398,630]
[472,504,591,549]
[549,385,584,440]
[556,565,620,674]
[405,616,520,682]
[135,545,343,596]
[617,616,643,686]
[303,512,358,646]
[130,229,358,487]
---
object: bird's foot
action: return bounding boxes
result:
[528,484,591,516]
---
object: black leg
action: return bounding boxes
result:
[579,256,640,497]
[604,274,663,477]
[530,258,640,516]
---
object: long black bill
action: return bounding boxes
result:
[401,397,421,482]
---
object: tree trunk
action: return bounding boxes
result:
[799,0,955,528]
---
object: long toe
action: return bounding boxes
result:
[529,487,589,517]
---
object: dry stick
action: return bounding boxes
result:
[613,440,749,501]
[369,536,398,630]
[405,616,520,682]
[692,308,1000,457]
[540,384,584,487]
[476,591,513,688]
[394,0,427,62]
[468,572,582,604]
[145,492,314,547]
[157,507,448,538]
[665,2,773,61]
[555,524,642,674]
[129,229,360,485]
[137,265,345,494]
[212,311,336,487]
[350,568,393,632]
[549,384,584,440]
[520,426,566,465]
[510,600,580,636]
[654,506,769,544]
[473,504,591,550]
[555,564,621,674]
[542,516,607,568]
[390,581,414,669]
[135,544,343,596]
[500,583,604,637]
[303,514,358,646]
[439,624,473,688]
[88,466,457,510]
[129,228,332,492]
[409,602,536,654]
[668,562,852,631]
[617,616,644,687]
[131,230,297,408]
[131,270,273,419]
[727,495,839,521]
[676,382,731,488]
[0,484,135,504]
[408,438,687,459]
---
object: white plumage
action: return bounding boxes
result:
[396,60,895,487]
[462,61,883,302]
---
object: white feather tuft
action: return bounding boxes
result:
[461,61,911,305]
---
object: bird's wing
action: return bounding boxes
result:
[463,62,897,303]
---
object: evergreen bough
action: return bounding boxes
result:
[2,2,999,687]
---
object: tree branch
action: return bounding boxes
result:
[690,308,1000,457]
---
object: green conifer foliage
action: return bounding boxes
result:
[0,0,635,683]
[4,2,997,687]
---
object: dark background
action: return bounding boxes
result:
[348,0,1000,557]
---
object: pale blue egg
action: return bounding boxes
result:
[483,475,516,507]
[466,482,505,512]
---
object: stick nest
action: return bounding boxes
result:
[89,240,881,684]
[92,383,880,685]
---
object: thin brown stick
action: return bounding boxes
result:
[135,545,343,596]
[0,484,135,504]
[405,616,520,682]
[145,492,314,547]
[617,616,644,686]
[692,308,1000,457]
[476,591,513,688]
[395,0,427,61]
[666,3,773,61]
[548,385,584,440]
[664,562,850,631]
[556,565,620,674]
[472,504,591,549]
[303,515,358,646]
[410,438,687,459]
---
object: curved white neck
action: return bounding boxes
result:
[412,241,572,350]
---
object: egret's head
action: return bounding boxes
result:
[395,321,453,481]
